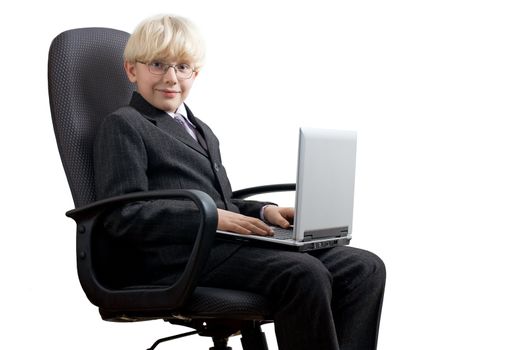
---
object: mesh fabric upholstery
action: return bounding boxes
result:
[48,28,134,207]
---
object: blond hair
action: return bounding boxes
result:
[124,14,206,71]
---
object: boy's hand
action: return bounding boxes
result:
[217,209,273,236]
[263,205,295,228]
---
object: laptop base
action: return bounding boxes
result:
[217,232,351,252]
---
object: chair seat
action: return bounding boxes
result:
[99,287,272,322]
[182,287,272,319]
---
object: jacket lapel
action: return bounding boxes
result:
[185,106,210,152]
[153,113,209,157]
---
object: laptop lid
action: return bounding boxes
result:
[294,127,357,242]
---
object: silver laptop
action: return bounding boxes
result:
[218,127,357,251]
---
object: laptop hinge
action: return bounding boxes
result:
[304,226,349,240]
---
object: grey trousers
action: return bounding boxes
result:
[200,245,386,350]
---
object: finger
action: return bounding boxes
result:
[280,212,294,226]
[276,217,291,228]
[267,212,290,228]
[227,223,252,235]
[228,216,272,236]
[282,208,295,220]
[244,220,274,236]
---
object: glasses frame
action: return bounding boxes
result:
[137,61,196,79]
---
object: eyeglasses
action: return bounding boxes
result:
[137,61,195,79]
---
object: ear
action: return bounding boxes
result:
[193,70,199,79]
[124,61,138,83]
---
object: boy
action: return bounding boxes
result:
[94,14,385,349]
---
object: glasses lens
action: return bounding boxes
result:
[176,64,193,79]
[149,62,166,75]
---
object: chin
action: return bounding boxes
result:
[160,101,182,112]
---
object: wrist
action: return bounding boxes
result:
[260,204,277,222]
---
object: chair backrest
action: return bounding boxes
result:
[48,28,134,208]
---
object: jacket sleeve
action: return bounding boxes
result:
[93,112,202,246]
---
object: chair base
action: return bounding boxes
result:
[147,331,198,350]
[211,336,232,350]
[147,319,269,350]
[240,324,269,350]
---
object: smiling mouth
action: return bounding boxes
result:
[158,89,182,94]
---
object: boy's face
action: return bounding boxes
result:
[125,59,198,112]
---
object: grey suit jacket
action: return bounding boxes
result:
[93,92,267,285]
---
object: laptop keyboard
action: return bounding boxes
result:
[271,226,294,240]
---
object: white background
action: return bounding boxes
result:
[1,0,524,349]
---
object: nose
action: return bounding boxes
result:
[164,66,179,84]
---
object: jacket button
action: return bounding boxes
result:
[214,163,220,171]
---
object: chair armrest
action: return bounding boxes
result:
[66,189,217,312]
[231,183,296,200]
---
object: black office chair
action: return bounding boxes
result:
[48,27,295,350]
